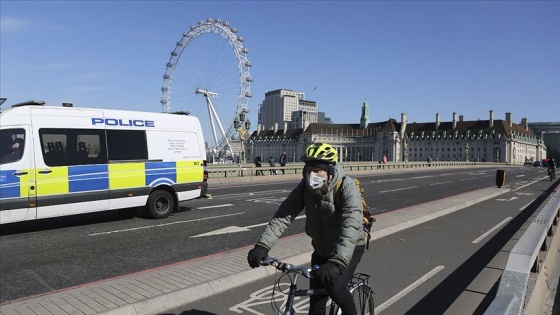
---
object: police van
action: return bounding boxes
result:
[0,100,208,224]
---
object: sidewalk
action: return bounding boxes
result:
[0,186,509,315]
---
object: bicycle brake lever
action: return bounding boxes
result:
[260,257,275,266]
[279,262,291,271]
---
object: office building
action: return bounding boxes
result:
[529,122,560,162]
[258,89,318,130]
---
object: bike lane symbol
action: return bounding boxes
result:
[229,283,311,314]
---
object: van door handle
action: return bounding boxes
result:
[13,171,29,176]
[38,170,52,174]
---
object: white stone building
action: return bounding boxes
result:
[245,98,546,166]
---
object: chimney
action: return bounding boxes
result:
[505,112,512,127]
[521,118,528,131]
[273,123,278,133]
[435,113,440,129]
[283,122,288,133]
[400,113,408,135]
[489,110,494,128]
[459,115,464,122]
[257,123,262,133]
[452,112,457,129]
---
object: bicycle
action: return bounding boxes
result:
[549,168,556,181]
[261,256,374,315]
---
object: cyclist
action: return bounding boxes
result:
[247,142,366,315]
[549,158,556,178]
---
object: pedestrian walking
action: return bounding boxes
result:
[254,156,264,175]
[279,152,287,174]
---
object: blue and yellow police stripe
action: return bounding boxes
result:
[0,161,206,211]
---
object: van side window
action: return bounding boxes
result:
[40,128,107,166]
[40,132,67,166]
[0,129,25,164]
[73,133,103,165]
[107,130,148,161]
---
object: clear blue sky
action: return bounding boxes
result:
[1,1,559,130]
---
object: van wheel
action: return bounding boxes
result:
[145,190,175,219]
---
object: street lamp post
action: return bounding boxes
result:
[233,108,251,164]
[403,136,409,162]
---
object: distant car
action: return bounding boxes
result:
[533,161,543,167]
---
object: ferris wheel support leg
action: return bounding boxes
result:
[206,98,220,149]
[207,97,234,157]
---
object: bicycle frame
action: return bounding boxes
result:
[283,272,329,315]
[261,257,373,315]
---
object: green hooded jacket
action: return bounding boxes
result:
[256,163,365,267]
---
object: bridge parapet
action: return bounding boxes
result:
[207,161,507,178]
[485,185,560,315]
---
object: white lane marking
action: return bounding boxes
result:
[89,212,245,236]
[430,181,452,186]
[439,173,454,176]
[378,186,417,194]
[197,204,234,209]
[372,178,403,183]
[411,175,434,179]
[496,197,518,201]
[212,190,290,199]
[375,266,445,314]
[190,215,306,238]
[513,177,548,191]
[519,200,535,211]
[472,217,512,244]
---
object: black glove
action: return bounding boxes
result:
[313,262,345,285]
[247,244,269,268]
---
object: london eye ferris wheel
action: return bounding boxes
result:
[161,18,252,159]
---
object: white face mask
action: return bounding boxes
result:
[307,171,327,190]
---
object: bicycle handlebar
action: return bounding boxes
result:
[261,256,314,279]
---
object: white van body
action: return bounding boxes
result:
[0,102,208,224]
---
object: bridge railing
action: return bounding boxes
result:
[207,161,506,178]
[485,185,560,315]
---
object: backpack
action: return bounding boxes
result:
[334,176,375,249]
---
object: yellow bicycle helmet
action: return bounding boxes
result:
[303,143,338,164]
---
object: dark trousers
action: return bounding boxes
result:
[255,165,264,175]
[308,245,365,315]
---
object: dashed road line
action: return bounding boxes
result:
[472,217,512,244]
[375,266,445,314]
[379,186,417,194]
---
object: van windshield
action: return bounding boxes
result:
[0,129,25,164]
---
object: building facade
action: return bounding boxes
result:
[528,122,560,162]
[258,88,318,130]
[246,99,547,166]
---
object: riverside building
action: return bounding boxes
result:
[244,90,547,166]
